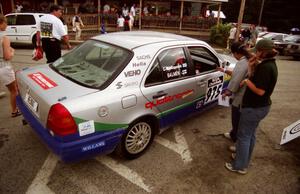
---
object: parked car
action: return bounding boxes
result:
[16,31,236,162]
[5,13,46,46]
[286,42,300,60]
[256,32,289,44]
[274,35,300,55]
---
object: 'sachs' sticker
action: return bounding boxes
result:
[78,120,95,136]
[28,72,57,90]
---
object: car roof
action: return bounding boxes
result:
[91,31,202,50]
[5,12,46,16]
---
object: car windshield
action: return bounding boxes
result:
[52,40,131,88]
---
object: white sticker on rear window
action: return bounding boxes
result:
[78,120,95,136]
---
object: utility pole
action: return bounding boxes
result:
[235,0,246,41]
[258,0,265,26]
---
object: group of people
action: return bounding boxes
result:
[117,4,136,31]
[228,24,259,49]
[218,39,278,174]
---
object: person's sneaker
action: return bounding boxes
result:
[223,132,231,140]
[225,162,247,175]
[0,91,5,98]
[229,145,236,152]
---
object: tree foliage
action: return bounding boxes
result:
[222,0,300,33]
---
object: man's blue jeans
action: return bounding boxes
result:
[232,106,270,170]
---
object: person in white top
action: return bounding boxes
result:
[130,4,136,17]
[39,5,71,63]
[0,15,21,117]
[72,12,84,40]
[228,23,237,49]
[117,15,125,31]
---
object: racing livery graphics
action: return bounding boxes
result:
[16,31,236,162]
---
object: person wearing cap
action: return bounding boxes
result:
[225,39,278,174]
[38,5,71,63]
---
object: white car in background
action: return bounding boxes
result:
[5,13,46,46]
[256,32,289,44]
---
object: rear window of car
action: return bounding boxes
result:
[52,40,132,88]
[16,15,36,25]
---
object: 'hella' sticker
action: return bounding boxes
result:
[28,72,57,90]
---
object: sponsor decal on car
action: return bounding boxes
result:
[28,72,57,90]
[145,89,194,109]
[81,141,105,152]
[78,120,95,136]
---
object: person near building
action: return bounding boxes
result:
[103,4,110,14]
[225,39,278,174]
[217,42,252,151]
[122,4,129,17]
[15,2,23,13]
[117,14,124,31]
[130,4,136,17]
[72,12,84,40]
[0,15,21,117]
[227,23,237,49]
[39,5,71,63]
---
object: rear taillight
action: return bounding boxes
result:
[47,103,77,136]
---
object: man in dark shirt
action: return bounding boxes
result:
[225,39,278,174]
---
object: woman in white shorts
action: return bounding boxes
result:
[0,15,20,117]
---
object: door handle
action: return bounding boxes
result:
[10,27,16,29]
[31,27,37,29]
[152,91,168,99]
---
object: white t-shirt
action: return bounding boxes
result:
[117,17,125,27]
[39,14,67,40]
[130,6,136,17]
[229,27,237,40]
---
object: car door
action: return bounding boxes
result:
[186,46,224,106]
[141,47,203,128]
[15,14,37,42]
[5,14,17,42]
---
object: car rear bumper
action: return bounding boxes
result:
[16,95,125,162]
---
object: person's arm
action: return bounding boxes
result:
[79,17,84,27]
[240,78,265,96]
[216,67,232,76]
[62,35,72,49]
[2,36,14,60]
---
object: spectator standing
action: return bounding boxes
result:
[124,15,130,31]
[117,15,124,31]
[250,24,258,47]
[217,42,252,150]
[129,13,134,31]
[0,15,21,117]
[39,5,71,63]
[130,4,136,17]
[122,4,129,17]
[15,2,23,13]
[241,28,251,46]
[143,5,149,16]
[225,39,278,174]
[72,12,84,40]
[227,23,237,49]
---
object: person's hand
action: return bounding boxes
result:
[67,44,72,50]
[10,47,15,56]
[240,78,248,87]
[216,67,225,72]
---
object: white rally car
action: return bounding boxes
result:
[16,31,235,162]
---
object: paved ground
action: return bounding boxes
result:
[0,47,299,193]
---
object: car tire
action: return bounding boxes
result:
[115,119,155,159]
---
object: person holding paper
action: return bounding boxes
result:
[225,39,278,174]
[217,42,252,148]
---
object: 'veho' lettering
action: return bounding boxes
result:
[124,69,141,77]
